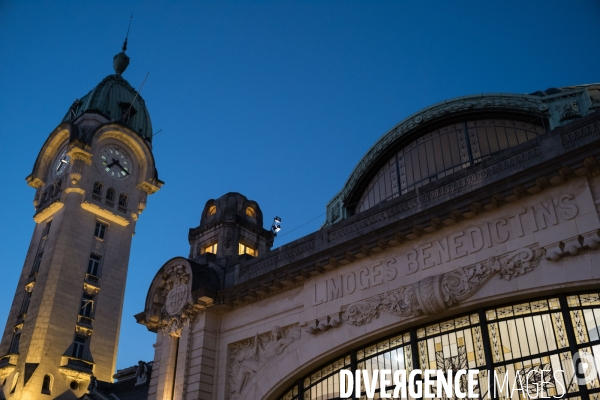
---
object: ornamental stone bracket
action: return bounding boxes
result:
[545,230,600,261]
[338,246,545,327]
[306,312,342,334]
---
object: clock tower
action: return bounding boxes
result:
[0,42,162,399]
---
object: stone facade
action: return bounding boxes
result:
[136,86,600,399]
[0,54,162,399]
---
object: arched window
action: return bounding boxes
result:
[356,119,545,213]
[118,194,128,213]
[41,374,52,395]
[92,182,103,201]
[207,205,217,216]
[245,206,256,217]
[105,189,115,207]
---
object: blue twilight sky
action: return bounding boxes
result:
[0,1,598,372]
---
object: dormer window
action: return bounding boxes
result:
[245,207,256,217]
[239,243,257,257]
[207,205,217,216]
[68,99,82,121]
[201,242,218,255]
[118,102,137,123]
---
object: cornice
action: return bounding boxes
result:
[218,112,600,309]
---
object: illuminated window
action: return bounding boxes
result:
[201,242,218,255]
[41,374,52,395]
[207,205,217,216]
[245,207,256,217]
[239,243,257,257]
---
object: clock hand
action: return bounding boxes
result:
[114,160,130,175]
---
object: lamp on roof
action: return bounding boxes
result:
[271,217,282,235]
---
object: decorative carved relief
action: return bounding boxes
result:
[135,360,149,386]
[343,247,545,326]
[155,265,202,337]
[556,101,581,121]
[227,325,301,399]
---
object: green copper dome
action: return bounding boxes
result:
[62,73,153,143]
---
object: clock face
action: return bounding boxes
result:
[51,147,70,179]
[99,144,133,180]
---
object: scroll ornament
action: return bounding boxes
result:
[343,247,545,326]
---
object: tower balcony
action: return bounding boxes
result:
[59,356,94,381]
[83,274,100,294]
[76,315,94,328]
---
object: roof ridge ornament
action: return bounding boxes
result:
[113,14,133,75]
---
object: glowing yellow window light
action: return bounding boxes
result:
[239,243,257,257]
[201,243,218,254]
[245,206,255,217]
[207,205,216,216]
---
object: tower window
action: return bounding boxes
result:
[31,251,43,275]
[19,291,32,316]
[41,374,52,395]
[239,243,257,257]
[92,182,103,201]
[245,207,256,217]
[87,254,101,277]
[71,335,87,359]
[207,205,217,216]
[80,293,94,318]
[94,222,107,240]
[41,221,52,239]
[201,242,218,255]
[9,332,20,354]
[105,189,115,207]
[118,194,128,213]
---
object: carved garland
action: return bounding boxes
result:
[343,246,545,326]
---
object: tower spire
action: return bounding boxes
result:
[122,14,132,52]
[113,14,132,75]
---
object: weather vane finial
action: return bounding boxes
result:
[122,14,133,52]
[114,14,133,75]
